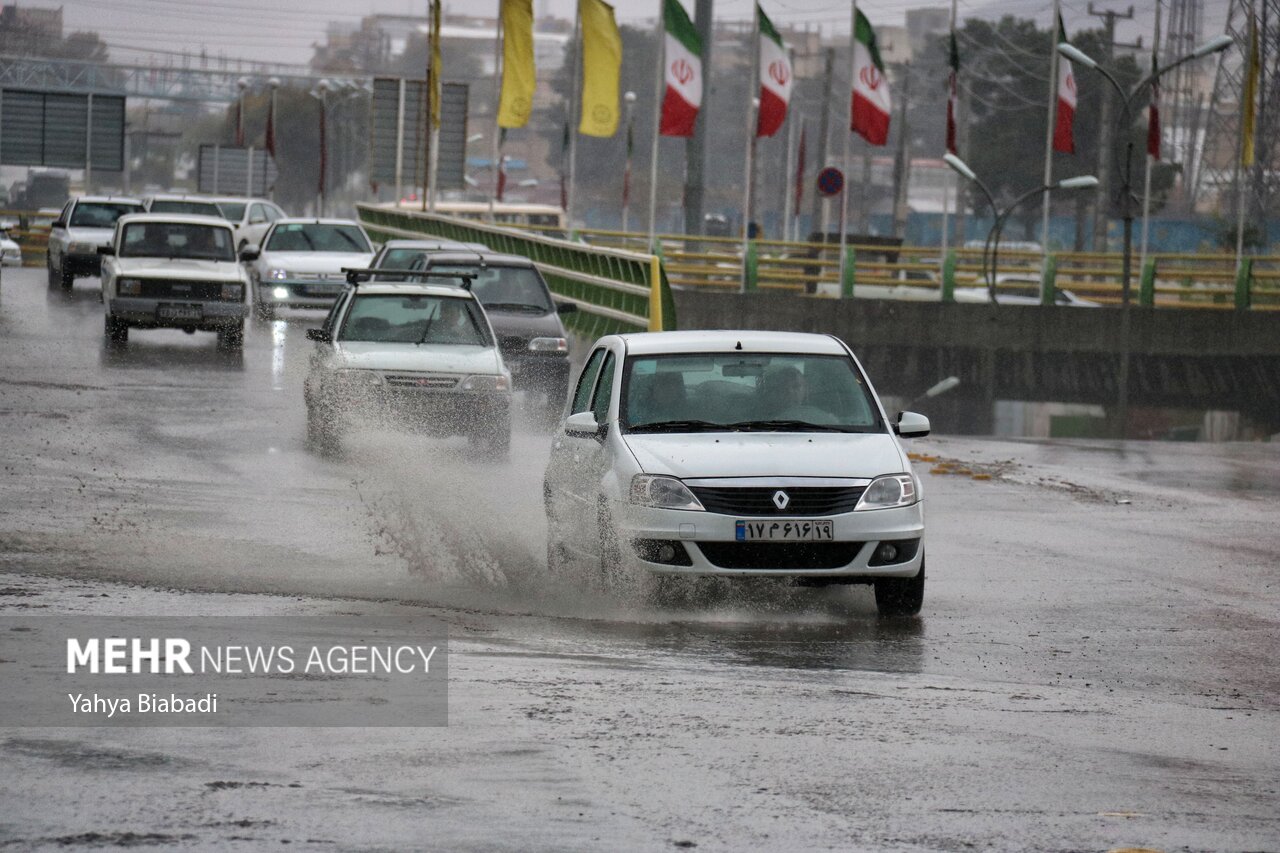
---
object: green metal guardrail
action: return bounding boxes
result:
[356,205,677,337]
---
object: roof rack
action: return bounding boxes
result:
[342,267,475,289]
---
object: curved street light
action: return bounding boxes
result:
[944,154,1097,302]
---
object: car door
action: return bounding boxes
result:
[580,347,620,559]
[546,346,608,555]
[49,200,73,270]
[244,203,270,247]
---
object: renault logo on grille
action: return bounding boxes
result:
[772,490,790,510]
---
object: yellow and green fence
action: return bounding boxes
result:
[356,204,677,337]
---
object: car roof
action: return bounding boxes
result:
[145,194,220,202]
[350,282,478,300]
[75,195,145,205]
[272,217,363,226]
[420,250,534,267]
[204,196,273,204]
[381,239,470,249]
[616,330,848,356]
[116,212,234,228]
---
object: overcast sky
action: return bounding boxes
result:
[53,0,1224,70]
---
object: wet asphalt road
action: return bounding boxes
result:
[1,266,1278,852]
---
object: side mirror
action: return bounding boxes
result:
[556,301,578,315]
[239,245,260,262]
[305,328,331,343]
[564,410,604,440]
[96,244,115,256]
[894,411,931,438]
[52,220,65,229]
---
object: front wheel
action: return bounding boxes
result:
[59,265,74,291]
[216,321,244,350]
[46,256,57,288]
[103,314,128,344]
[874,558,925,617]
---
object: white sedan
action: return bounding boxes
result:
[247,218,375,319]
[544,330,929,616]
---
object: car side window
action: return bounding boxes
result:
[571,349,606,415]
[265,204,283,222]
[321,291,349,336]
[248,204,266,224]
[58,201,73,226]
[591,352,616,423]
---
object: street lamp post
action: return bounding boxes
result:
[622,90,637,234]
[313,79,330,217]
[1057,35,1230,437]
[944,153,1098,301]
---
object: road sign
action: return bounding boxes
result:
[817,166,844,197]
[197,145,278,196]
[0,90,125,171]
[371,78,469,196]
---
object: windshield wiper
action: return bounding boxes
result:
[723,419,857,433]
[483,302,547,313]
[414,316,436,346]
[627,419,728,433]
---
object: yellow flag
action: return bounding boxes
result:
[430,0,443,128]
[498,0,535,128]
[1241,13,1258,168]
[578,0,621,137]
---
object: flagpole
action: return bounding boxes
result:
[1039,0,1060,255]
[567,5,584,233]
[1234,0,1254,269]
[838,2,856,288]
[784,106,797,242]
[1138,0,1161,274]
[740,5,760,292]
[646,4,664,250]
[428,0,441,213]
[489,8,505,222]
[940,0,957,255]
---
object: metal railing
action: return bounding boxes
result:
[355,205,677,335]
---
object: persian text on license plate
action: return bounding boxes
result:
[735,519,834,542]
[158,304,202,321]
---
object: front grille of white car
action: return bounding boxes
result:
[384,374,459,390]
[690,486,867,516]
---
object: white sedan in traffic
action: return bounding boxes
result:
[544,330,930,616]
[247,218,375,319]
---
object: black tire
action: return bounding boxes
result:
[306,405,340,453]
[59,265,74,291]
[46,256,57,288]
[874,558,926,617]
[216,321,245,350]
[103,314,128,345]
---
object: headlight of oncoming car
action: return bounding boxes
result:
[528,337,568,353]
[116,278,142,296]
[460,374,511,392]
[855,474,919,511]
[267,268,289,280]
[335,369,382,386]
[629,475,705,511]
[221,283,243,301]
[70,241,95,254]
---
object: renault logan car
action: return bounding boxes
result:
[543,331,930,615]
[302,271,511,456]
[99,213,254,348]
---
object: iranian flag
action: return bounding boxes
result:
[659,0,702,137]
[756,4,792,138]
[851,9,891,146]
[1053,15,1076,154]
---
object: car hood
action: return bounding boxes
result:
[334,341,504,375]
[485,309,566,341]
[259,252,374,274]
[66,227,116,244]
[622,432,907,480]
[115,257,245,280]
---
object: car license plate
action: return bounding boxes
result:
[158,304,202,321]
[735,519,834,542]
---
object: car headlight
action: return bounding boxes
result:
[70,242,95,254]
[116,278,142,296]
[460,374,511,392]
[629,474,705,511]
[855,474,919,511]
[221,283,243,301]
[267,268,289,280]
[335,369,382,386]
[271,286,290,299]
[528,337,568,353]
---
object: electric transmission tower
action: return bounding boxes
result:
[1193,0,1280,220]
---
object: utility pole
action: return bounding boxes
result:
[890,63,911,238]
[685,0,714,237]
[806,47,835,238]
[1087,3,1137,251]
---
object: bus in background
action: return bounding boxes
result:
[388,199,565,234]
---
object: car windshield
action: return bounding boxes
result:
[339,294,489,345]
[267,223,370,253]
[149,200,222,216]
[69,202,143,228]
[428,264,553,313]
[119,221,235,261]
[218,202,247,221]
[622,353,883,434]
